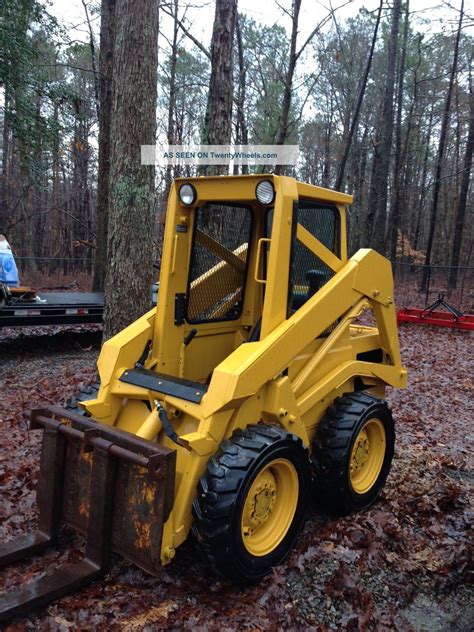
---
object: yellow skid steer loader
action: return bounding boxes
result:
[0,175,407,619]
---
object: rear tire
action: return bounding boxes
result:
[312,392,395,514]
[192,424,311,582]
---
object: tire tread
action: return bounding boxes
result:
[312,391,394,514]
[192,423,309,581]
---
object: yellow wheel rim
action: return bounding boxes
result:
[241,459,298,557]
[349,418,386,494]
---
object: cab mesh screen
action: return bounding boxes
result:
[289,201,339,315]
[186,204,252,322]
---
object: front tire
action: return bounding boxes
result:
[312,392,395,514]
[192,424,311,582]
[64,383,99,416]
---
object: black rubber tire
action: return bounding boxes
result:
[312,392,395,515]
[192,423,311,582]
[64,383,99,416]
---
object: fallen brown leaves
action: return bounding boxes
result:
[0,324,472,630]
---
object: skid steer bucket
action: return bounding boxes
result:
[0,406,176,622]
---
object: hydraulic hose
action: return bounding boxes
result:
[155,401,190,450]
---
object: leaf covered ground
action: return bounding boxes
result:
[0,323,472,631]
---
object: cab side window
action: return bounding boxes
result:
[186,203,253,323]
[288,201,339,314]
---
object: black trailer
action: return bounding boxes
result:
[0,283,159,328]
[0,292,104,327]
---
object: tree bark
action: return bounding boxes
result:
[235,11,248,174]
[93,0,115,292]
[103,0,159,339]
[368,0,401,254]
[272,0,302,176]
[449,66,473,288]
[274,0,301,148]
[422,0,464,290]
[396,33,422,257]
[161,0,179,215]
[322,123,331,188]
[202,0,237,175]
[387,0,409,260]
[0,84,10,234]
[413,104,434,250]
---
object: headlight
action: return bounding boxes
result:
[179,183,197,206]
[256,180,275,205]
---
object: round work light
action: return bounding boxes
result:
[179,183,197,206]
[256,180,275,205]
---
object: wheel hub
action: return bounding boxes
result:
[349,418,386,494]
[246,470,277,527]
[351,430,370,472]
[250,485,276,525]
[241,458,299,556]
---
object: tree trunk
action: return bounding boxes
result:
[1,84,10,234]
[161,0,179,216]
[449,67,473,288]
[422,0,464,290]
[396,33,422,256]
[322,123,331,188]
[368,0,401,254]
[273,0,301,176]
[235,11,248,174]
[413,104,434,250]
[93,0,115,292]
[351,124,369,253]
[103,0,159,339]
[387,0,409,260]
[335,0,382,192]
[275,0,301,148]
[202,0,237,175]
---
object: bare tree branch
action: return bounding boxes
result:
[161,5,211,59]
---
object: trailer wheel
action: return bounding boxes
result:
[312,392,395,514]
[192,424,311,582]
[65,383,99,416]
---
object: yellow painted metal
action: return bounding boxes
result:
[78,173,407,566]
[241,459,298,556]
[261,375,309,446]
[339,204,348,262]
[296,360,405,417]
[260,176,297,338]
[135,408,162,440]
[298,181,353,205]
[205,251,405,417]
[349,418,386,494]
[292,298,369,394]
[254,238,271,284]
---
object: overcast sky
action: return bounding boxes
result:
[49,0,470,55]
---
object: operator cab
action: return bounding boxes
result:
[153,175,351,382]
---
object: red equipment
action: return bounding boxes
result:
[397,293,474,331]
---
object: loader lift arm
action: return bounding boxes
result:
[205,247,406,417]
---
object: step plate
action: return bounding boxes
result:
[120,367,208,403]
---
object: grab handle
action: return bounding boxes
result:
[254,238,271,284]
